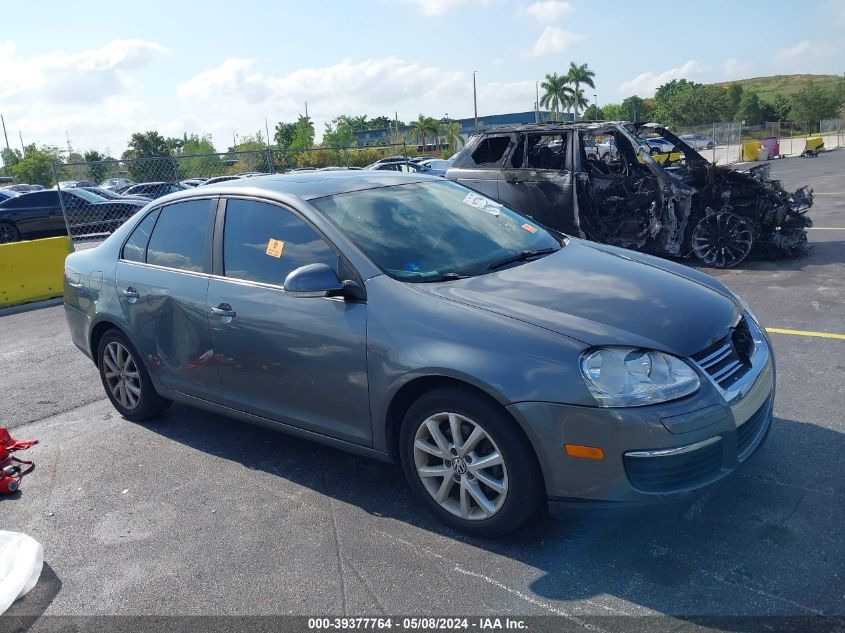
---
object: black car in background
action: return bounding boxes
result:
[0,189,146,243]
[122,182,188,199]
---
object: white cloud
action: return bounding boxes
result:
[618,60,706,97]
[178,57,475,145]
[775,40,826,60]
[0,39,167,105]
[518,1,574,24]
[401,0,488,16]
[527,26,586,57]
[491,57,503,67]
[724,58,754,78]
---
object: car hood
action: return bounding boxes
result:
[416,239,740,357]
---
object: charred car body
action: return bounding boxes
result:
[446,122,812,268]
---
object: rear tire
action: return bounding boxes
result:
[97,329,171,421]
[0,221,20,244]
[399,387,544,537]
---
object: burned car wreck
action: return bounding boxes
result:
[445,121,812,267]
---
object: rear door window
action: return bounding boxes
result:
[122,209,161,263]
[222,198,339,287]
[146,200,213,272]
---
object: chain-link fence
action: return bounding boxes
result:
[51,143,416,244]
[819,117,844,150]
[671,122,743,165]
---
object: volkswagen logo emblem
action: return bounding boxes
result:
[452,458,468,475]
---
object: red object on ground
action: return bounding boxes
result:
[0,428,37,494]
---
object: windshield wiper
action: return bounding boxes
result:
[487,247,559,271]
[399,271,471,282]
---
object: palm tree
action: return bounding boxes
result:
[425,117,440,151]
[540,73,574,121]
[445,122,464,153]
[409,114,429,151]
[566,62,596,121]
[350,115,368,132]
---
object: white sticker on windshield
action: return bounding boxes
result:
[462,192,501,216]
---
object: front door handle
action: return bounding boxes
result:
[123,287,139,303]
[211,303,236,320]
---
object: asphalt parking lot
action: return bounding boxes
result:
[1,153,843,628]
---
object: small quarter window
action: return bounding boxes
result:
[122,209,160,263]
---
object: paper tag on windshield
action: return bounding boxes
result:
[462,192,501,216]
[521,223,538,234]
[266,239,285,258]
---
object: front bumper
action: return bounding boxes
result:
[507,326,775,506]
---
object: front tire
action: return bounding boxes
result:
[97,329,170,421]
[0,221,20,243]
[399,387,544,537]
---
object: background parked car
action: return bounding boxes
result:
[100,178,134,192]
[58,180,96,189]
[0,190,20,202]
[366,158,424,172]
[680,134,716,150]
[121,182,188,199]
[200,175,243,186]
[80,186,152,203]
[0,189,145,243]
[4,183,44,193]
[418,158,453,176]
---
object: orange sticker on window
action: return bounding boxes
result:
[266,239,285,258]
[521,223,538,234]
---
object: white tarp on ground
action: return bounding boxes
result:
[0,531,43,614]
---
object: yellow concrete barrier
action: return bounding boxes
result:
[741,140,762,162]
[804,135,824,153]
[0,237,74,308]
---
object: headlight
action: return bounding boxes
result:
[580,347,700,407]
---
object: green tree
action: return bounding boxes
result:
[83,150,110,183]
[289,115,316,152]
[760,94,792,122]
[725,83,744,120]
[368,115,396,130]
[620,96,648,122]
[122,131,174,182]
[566,62,596,121]
[11,145,62,187]
[444,122,465,153]
[540,73,574,121]
[349,115,368,131]
[600,103,623,120]
[789,82,844,130]
[409,114,432,150]
[736,91,764,125]
[581,105,602,121]
[323,116,357,148]
[1,148,22,176]
[175,134,222,178]
[653,80,727,127]
[274,121,297,149]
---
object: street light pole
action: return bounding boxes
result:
[593,93,598,121]
[473,71,478,133]
[535,81,540,123]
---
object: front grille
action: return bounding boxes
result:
[691,317,754,390]
[624,438,723,493]
[737,396,772,458]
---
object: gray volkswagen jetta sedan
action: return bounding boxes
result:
[64,171,774,536]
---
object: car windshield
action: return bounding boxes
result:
[311,180,562,281]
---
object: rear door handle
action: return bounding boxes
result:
[123,287,139,303]
[211,303,236,319]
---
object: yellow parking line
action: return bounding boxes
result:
[766,328,845,340]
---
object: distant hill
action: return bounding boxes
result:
[711,74,843,102]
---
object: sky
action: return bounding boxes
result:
[1,0,844,156]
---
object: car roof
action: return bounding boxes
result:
[164,170,436,202]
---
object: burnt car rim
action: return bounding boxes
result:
[103,341,142,409]
[413,412,508,521]
[692,211,754,268]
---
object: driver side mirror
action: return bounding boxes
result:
[284,263,364,301]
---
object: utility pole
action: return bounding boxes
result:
[264,117,271,147]
[0,114,9,150]
[305,101,309,119]
[535,81,540,123]
[473,71,478,132]
[19,131,24,153]
[593,94,598,121]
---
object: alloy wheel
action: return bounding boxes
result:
[103,341,142,409]
[0,223,18,244]
[692,211,754,268]
[413,412,508,521]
